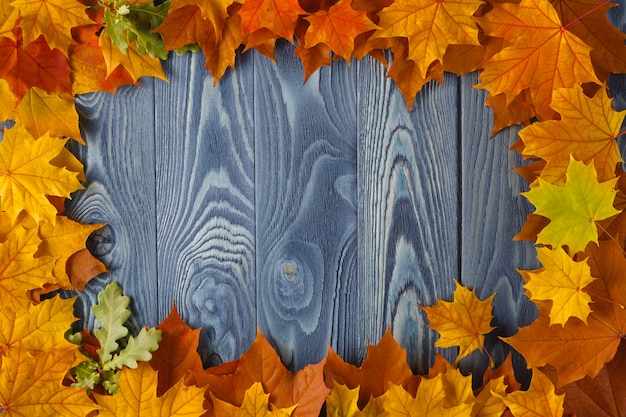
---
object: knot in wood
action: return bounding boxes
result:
[283,262,298,282]
[86,225,114,257]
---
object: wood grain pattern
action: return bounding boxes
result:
[254,43,358,371]
[458,72,538,386]
[153,51,257,365]
[357,57,460,374]
[67,80,160,330]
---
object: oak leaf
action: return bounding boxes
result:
[372,0,482,78]
[476,0,600,120]
[495,368,564,417]
[505,240,626,388]
[303,0,378,63]
[16,87,84,144]
[11,0,92,55]
[421,280,495,362]
[0,345,98,416]
[151,304,204,396]
[520,246,595,326]
[323,328,417,408]
[0,29,72,100]
[519,86,626,185]
[211,382,297,417]
[522,157,620,254]
[93,361,207,417]
[188,330,329,417]
[0,122,83,224]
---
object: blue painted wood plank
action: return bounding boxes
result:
[67,81,159,330]
[254,43,358,370]
[152,52,257,366]
[357,58,460,374]
[458,72,538,385]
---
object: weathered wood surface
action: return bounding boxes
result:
[68,34,626,382]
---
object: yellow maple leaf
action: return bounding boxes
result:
[0,123,83,224]
[0,79,17,122]
[494,368,564,417]
[16,87,84,144]
[0,213,57,309]
[100,35,167,83]
[519,85,626,185]
[325,382,388,417]
[0,295,77,358]
[0,344,98,416]
[522,157,621,254]
[0,1,19,39]
[385,377,445,416]
[421,280,495,361]
[93,361,207,417]
[372,0,481,78]
[520,247,595,326]
[211,381,298,417]
[11,0,93,55]
[471,377,507,417]
[37,216,105,289]
[475,0,600,120]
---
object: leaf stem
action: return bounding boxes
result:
[563,0,612,30]
[583,287,625,308]
[617,129,626,140]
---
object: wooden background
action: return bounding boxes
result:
[66,4,626,389]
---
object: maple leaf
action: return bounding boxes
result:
[520,246,595,326]
[0,295,77,359]
[16,87,84,144]
[11,0,93,55]
[495,368,564,417]
[294,20,332,81]
[154,4,211,52]
[237,0,306,42]
[99,34,166,83]
[505,240,626,388]
[371,0,481,78]
[522,157,621,254]
[550,0,626,81]
[387,45,443,109]
[212,382,298,417]
[323,328,417,408]
[324,382,388,417]
[201,13,242,83]
[0,213,58,309]
[0,122,83,224]
[557,340,626,417]
[0,78,17,121]
[188,330,329,417]
[0,29,72,100]
[166,0,236,38]
[384,377,447,416]
[303,0,378,63]
[475,0,600,120]
[519,86,626,185]
[151,304,204,396]
[37,216,105,289]
[0,345,99,416]
[93,361,207,417]
[421,280,495,362]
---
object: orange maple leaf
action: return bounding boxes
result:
[505,240,626,388]
[323,328,419,408]
[99,34,166,83]
[495,368,564,417]
[372,0,482,78]
[188,330,329,417]
[0,29,72,100]
[237,0,306,42]
[150,305,204,396]
[154,4,212,52]
[11,0,93,55]
[166,0,237,38]
[519,85,625,185]
[93,361,207,417]
[421,280,495,362]
[476,0,600,120]
[303,0,378,63]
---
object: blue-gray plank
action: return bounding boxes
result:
[68,40,624,381]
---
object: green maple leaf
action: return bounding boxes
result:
[522,157,621,254]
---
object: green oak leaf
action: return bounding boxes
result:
[104,327,162,371]
[71,361,101,391]
[522,157,621,254]
[93,282,132,364]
